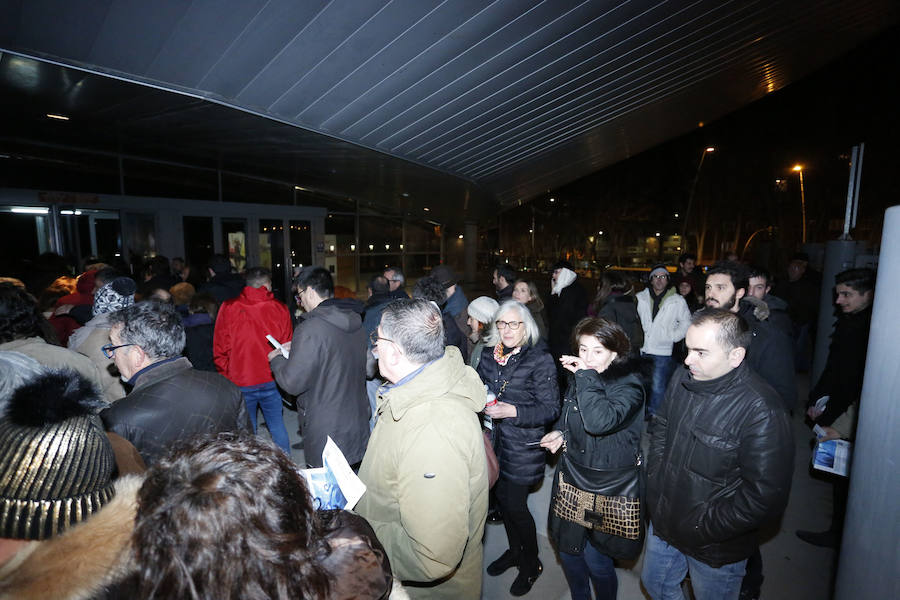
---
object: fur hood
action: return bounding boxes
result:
[0,476,141,600]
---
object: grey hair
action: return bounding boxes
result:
[108,300,186,360]
[379,298,444,365]
[484,300,540,347]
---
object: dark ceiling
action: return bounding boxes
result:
[1,0,897,226]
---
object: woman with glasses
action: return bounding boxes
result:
[476,299,560,596]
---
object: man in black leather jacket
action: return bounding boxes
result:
[642,309,793,600]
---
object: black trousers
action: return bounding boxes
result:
[495,476,539,571]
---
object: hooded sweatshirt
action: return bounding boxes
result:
[269,298,370,467]
[213,285,293,387]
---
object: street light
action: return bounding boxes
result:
[681,146,716,249]
[793,165,806,243]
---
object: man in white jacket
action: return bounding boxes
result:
[636,264,691,418]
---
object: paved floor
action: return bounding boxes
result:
[263,370,837,599]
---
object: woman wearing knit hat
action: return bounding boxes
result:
[466,296,499,369]
[68,276,137,404]
[0,368,141,599]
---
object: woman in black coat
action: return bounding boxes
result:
[541,317,647,600]
[477,299,560,596]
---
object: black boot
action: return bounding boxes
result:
[510,559,542,596]
[486,549,519,576]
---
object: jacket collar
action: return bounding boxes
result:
[129,356,192,388]
[380,346,484,421]
[681,361,749,395]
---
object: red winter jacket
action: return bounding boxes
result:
[213,286,293,387]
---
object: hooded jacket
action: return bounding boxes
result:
[547,271,588,358]
[269,298,370,467]
[0,476,140,600]
[636,287,691,356]
[355,346,488,600]
[646,363,793,567]
[213,285,293,387]
[476,341,560,485]
[548,356,649,559]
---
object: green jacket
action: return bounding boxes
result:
[355,346,488,600]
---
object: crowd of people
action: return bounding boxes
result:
[0,249,877,599]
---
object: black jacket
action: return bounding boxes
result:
[809,306,871,426]
[597,294,643,354]
[101,357,250,466]
[548,357,649,559]
[547,283,588,358]
[647,363,793,568]
[199,272,246,304]
[270,298,371,467]
[736,301,796,412]
[476,342,560,486]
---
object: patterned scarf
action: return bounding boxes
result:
[493,343,521,366]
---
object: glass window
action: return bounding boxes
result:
[260,219,286,301]
[123,213,157,272]
[222,219,247,272]
[0,206,52,276]
[183,216,214,273]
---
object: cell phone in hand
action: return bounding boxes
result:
[813,424,827,440]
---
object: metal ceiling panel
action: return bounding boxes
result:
[1,0,897,215]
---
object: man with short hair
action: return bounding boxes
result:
[746,266,792,336]
[268,266,370,468]
[492,264,516,302]
[214,266,293,454]
[797,268,876,548]
[362,274,394,341]
[636,264,691,418]
[101,301,250,466]
[678,252,704,301]
[355,299,488,599]
[704,261,796,412]
[642,310,793,600]
[383,266,409,300]
[199,254,245,303]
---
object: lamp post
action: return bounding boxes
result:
[793,165,806,243]
[681,146,715,250]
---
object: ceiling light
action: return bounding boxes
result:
[46,113,69,121]
[423,207,430,211]
[458,234,463,239]
[11,207,49,214]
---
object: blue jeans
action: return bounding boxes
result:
[641,523,746,600]
[241,381,291,454]
[559,542,617,600]
[644,353,675,417]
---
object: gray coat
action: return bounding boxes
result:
[101,357,250,466]
[270,299,370,467]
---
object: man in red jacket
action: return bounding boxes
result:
[214,267,293,453]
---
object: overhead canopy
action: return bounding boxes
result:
[1,0,896,225]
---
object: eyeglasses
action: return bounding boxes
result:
[101,343,135,359]
[495,320,522,330]
[369,331,395,346]
[650,274,669,280]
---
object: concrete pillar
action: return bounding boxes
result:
[464,221,477,284]
[834,205,899,599]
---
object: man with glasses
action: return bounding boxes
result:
[356,298,488,600]
[636,263,691,419]
[100,301,249,466]
[268,266,369,468]
[383,266,409,300]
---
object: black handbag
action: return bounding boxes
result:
[552,451,642,540]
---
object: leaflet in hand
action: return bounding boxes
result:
[299,436,366,510]
[266,334,289,358]
[812,439,852,477]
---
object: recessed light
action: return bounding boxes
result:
[46,113,69,121]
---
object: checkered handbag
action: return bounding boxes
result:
[552,453,642,540]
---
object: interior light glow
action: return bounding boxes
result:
[46,113,69,121]
[11,207,49,214]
